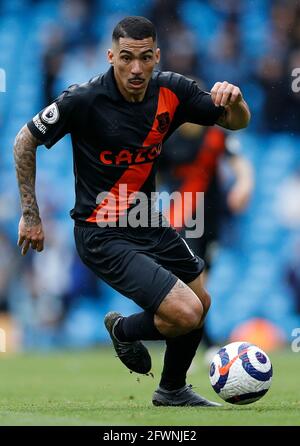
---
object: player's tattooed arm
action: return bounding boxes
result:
[211,81,251,130]
[14,125,41,225]
[14,125,45,255]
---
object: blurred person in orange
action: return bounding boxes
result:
[159,121,253,360]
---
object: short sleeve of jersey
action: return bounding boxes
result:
[172,74,225,126]
[27,85,81,149]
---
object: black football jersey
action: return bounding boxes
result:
[27,67,223,224]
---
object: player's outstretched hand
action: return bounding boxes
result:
[17,216,44,256]
[210,81,243,108]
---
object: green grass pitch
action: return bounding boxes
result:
[0,345,299,426]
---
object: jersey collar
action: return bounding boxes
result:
[103,66,157,103]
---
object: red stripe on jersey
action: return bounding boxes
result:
[86,87,179,223]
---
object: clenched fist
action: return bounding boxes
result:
[18,216,44,255]
[210,81,243,108]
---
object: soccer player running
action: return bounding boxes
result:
[14,17,251,407]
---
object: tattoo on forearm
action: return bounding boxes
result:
[13,126,41,226]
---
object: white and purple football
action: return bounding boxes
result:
[209,341,273,404]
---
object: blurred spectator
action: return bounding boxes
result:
[60,0,96,50]
[202,18,248,88]
[256,54,289,132]
[42,26,66,104]
[286,239,300,314]
[255,0,300,133]
[159,121,253,349]
[42,0,98,103]
[160,123,253,268]
[157,17,199,76]
[0,230,17,312]
[56,43,105,92]
[276,168,300,230]
[149,0,181,41]
[26,220,72,328]
[63,251,99,313]
[270,1,295,54]
[285,0,300,51]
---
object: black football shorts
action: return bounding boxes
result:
[74,224,205,313]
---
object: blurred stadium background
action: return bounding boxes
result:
[1,0,300,353]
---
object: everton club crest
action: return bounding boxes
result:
[156,112,170,133]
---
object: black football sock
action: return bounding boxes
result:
[159,327,203,391]
[114,311,166,341]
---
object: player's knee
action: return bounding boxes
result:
[156,281,205,336]
[155,302,202,337]
[173,301,203,334]
[188,275,211,316]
